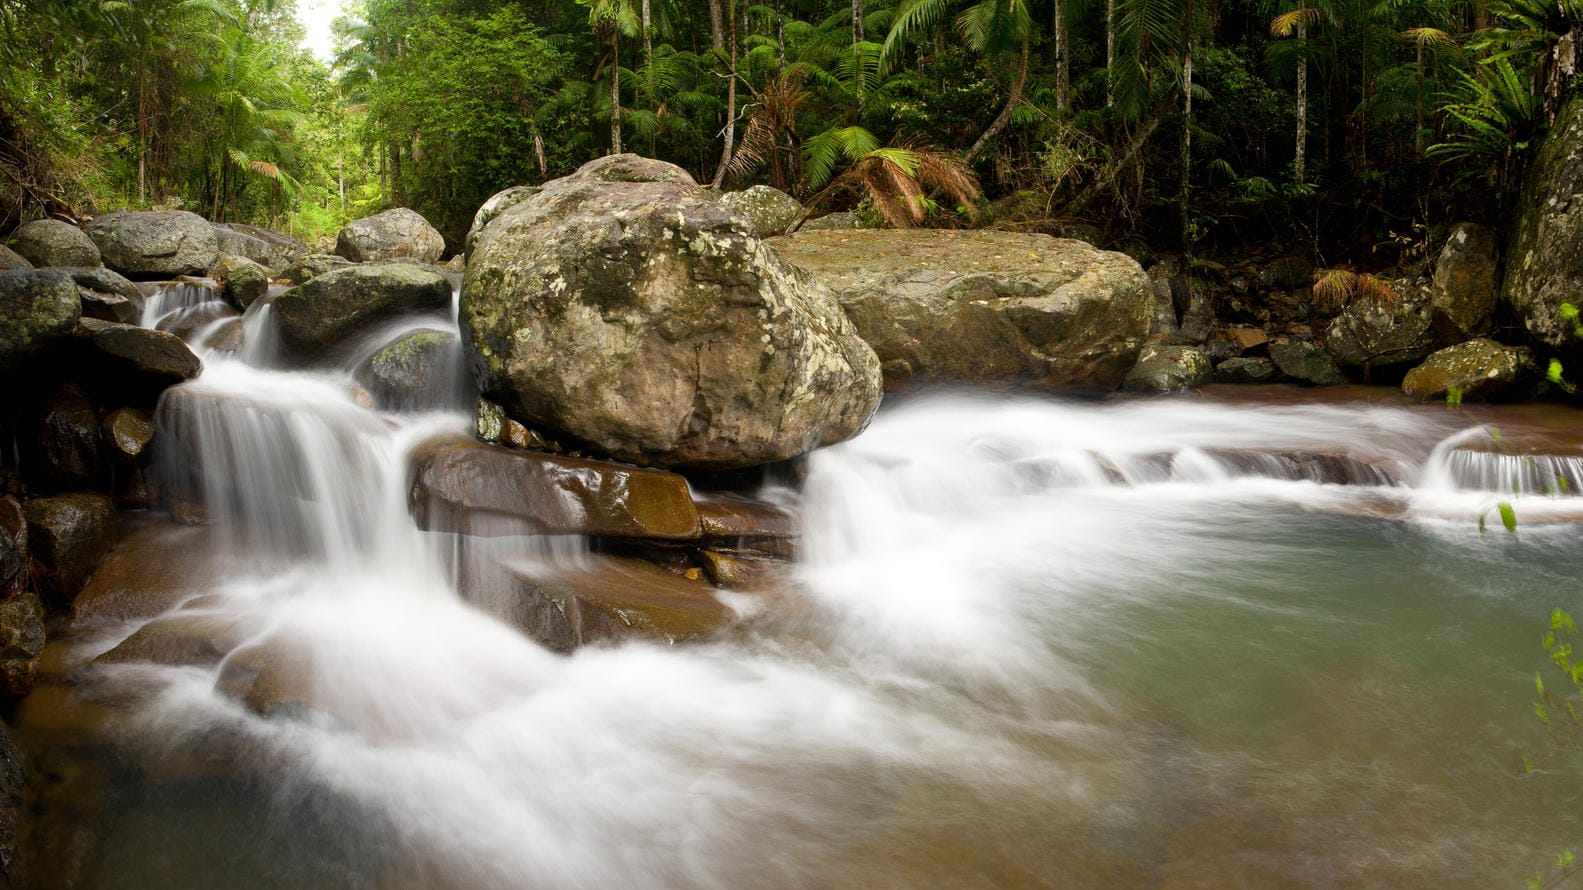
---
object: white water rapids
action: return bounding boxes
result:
[22,283,1583,889]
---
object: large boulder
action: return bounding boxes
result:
[409,437,703,539]
[1504,95,1583,358]
[0,269,80,374]
[22,492,118,601]
[1401,338,1533,402]
[1432,223,1499,341]
[335,208,444,263]
[1322,292,1433,373]
[771,228,1152,391]
[8,218,100,267]
[212,222,306,270]
[272,264,451,361]
[461,154,883,469]
[719,185,804,237]
[87,210,218,278]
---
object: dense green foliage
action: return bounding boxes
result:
[0,0,1578,253]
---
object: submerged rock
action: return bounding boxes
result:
[0,269,80,374]
[772,228,1152,392]
[335,208,445,263]
[87,210,218,278]
[23,492,118,602]
[462,154,882,469]
[1401,339,1533,402]
[273,264,451,362]
[9,218,101,268]
[719,185,804,237]
[409,437,702,539]
[1122,345,1212,392]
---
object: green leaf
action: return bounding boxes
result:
[1499,501,1517,533]
[1548,359,1565,384]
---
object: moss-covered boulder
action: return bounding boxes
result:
[0,269,80,374]
[1122,345,1212,392]
[1504,95,1583,358]
[272,264,451,362]
[1401,338,1533,402]
[353,328,464,411]
[1323,293,1433,372]
[213,253,269,310]
[461,154,882,469]
[8,219,100,268]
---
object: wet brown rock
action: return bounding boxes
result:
[480,554,736,651]
[0,594,45,697]
[695,494,799,540]
[102,408,155,465]
[1401,339,1533,402]
[697,550,783,589]
[26,383,105,490]
[69,519,221,628]
[93,611,250,668]
[1431,223,1499,341]
[1227,327,1268,354]
[410,438,702,539]
[23,493,118,603]
[0,499,26,599]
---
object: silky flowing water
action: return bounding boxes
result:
[15,284,1583,889]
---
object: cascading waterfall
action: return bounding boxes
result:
[23,283,1583,889]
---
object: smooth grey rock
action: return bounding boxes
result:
[273,264,451,361]
[88,210,218,278]
[335,207,444,263]
[9,218,100,267]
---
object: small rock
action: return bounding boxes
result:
[1260,255,1313,290]
[1323,293,1433,371]
[719,185,804,237]
[1213,357,1278,384]
[1227,326,1269,354]
[1270,339,1346,386]
[102,408,155,465]
[212,253,270,310]
[25,384,105,490]
[799,211,860,231]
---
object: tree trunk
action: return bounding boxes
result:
[1295,20,1307,182]
[964,40,1029,164]
[1054,0,1069,110]
[1065,106,1167,215]
[1414,42,1425,155]
[1105,0,1115,107]
[852,0,863,43]
[708,0,725,52]
[611,35,623,153]
[642,0,653,61]
[533,126,548,175]
[711,1,739,187]
[1179,0,1194,251]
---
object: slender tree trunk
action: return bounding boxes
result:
[711,1,739,187]
[1105,0,1115,107]
[776,0,786,63]
[708,0,725,52]
[533,126,548,175]
[1179,0,1194,251]
[1054,0,1069,110]
[642,0,652,61]
[1295,20,1307,182]
[1414,42,1425,155]
[852,0,863,43]
[611,35,623,153]
[1065,106,1166,215]
[964,40,1029,164]
[137,73,149,205]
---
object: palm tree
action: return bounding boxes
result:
[191,25,304,220]
[580,0,641,153]
[1270,4,1321,182]
[882,0,1033,163]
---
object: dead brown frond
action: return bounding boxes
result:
[1354,273,1400,308]
[724,71,809,191]
[912,146,981,210]
[1312,268,1357,309]
[249,160,281,178]
[803,145,980,229]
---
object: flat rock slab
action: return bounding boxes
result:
[484,554,738,651]
[410,437,702,539]
[68,517,224,630]
[769,229,1152,391]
